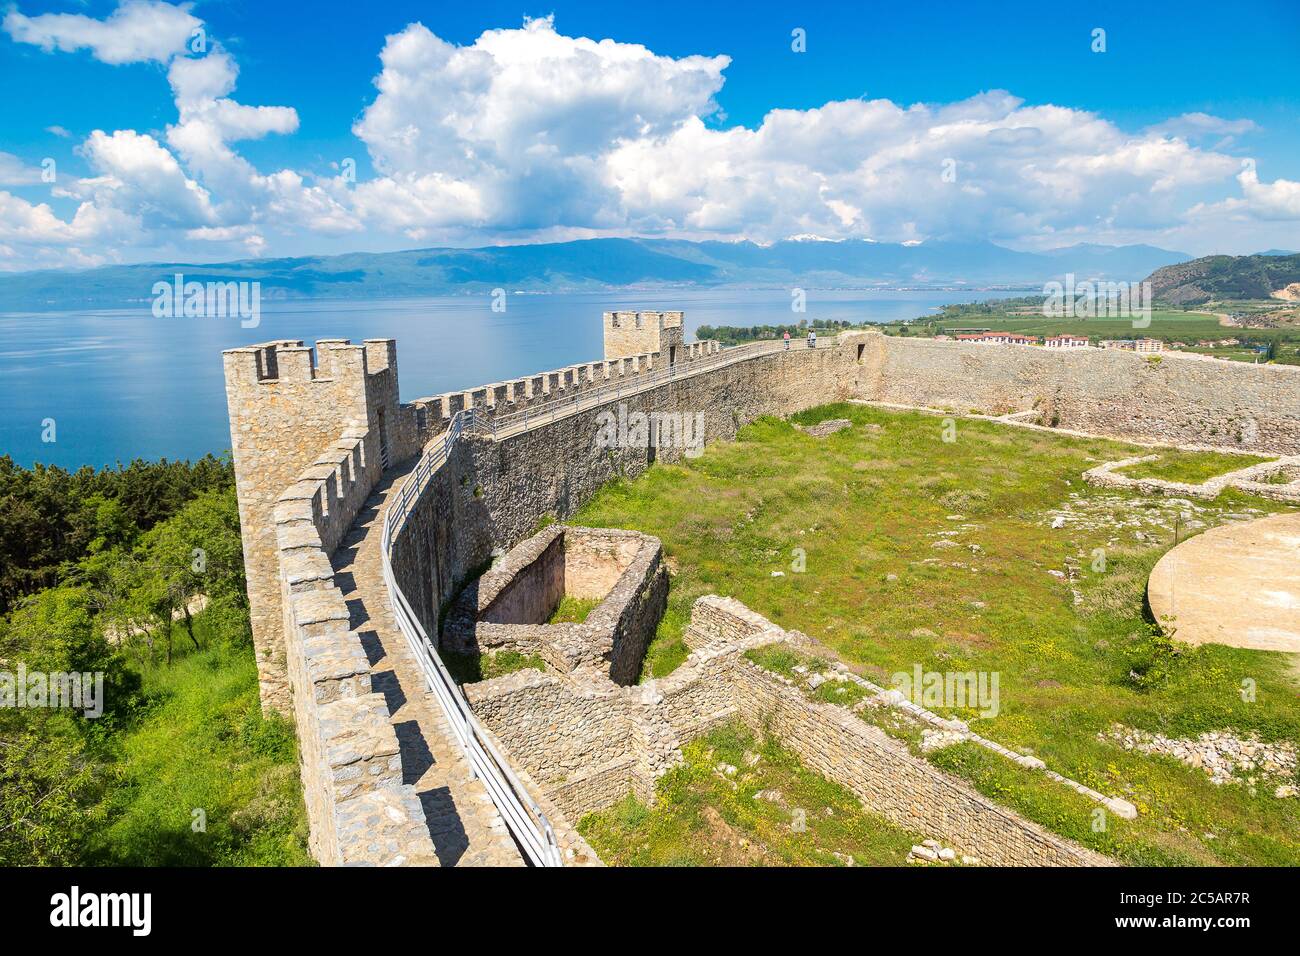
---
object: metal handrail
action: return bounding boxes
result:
[379,407,563,867]
[378,335,831,866]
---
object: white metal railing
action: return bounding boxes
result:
[378,336,831,866]
[380,407,564,867]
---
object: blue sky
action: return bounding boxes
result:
[2,0,1298,270]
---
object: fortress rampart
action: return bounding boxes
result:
[223,319,1300,865]
[388,342,854,645]
[854,334,1300,454]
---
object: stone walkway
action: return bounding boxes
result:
[331,462,525,867]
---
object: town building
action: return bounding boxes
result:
[955,331,1038,346]
[1045,334,1090,349]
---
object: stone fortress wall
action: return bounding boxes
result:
[224,315,1300,865]
[854,333,1300,455]
[223,338,403,712]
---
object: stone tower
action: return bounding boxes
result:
[603,310,686,364]
[222,338,403,713]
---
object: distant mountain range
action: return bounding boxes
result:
[1146,252,1300,305]
[0,238,1193,311]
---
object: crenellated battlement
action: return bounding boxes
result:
[223,336,412,714]
[410,325,721,437]
[223,337,397,387]
[603,309,683,330]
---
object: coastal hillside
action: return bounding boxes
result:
[1146,252,1300,305]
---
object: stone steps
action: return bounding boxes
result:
[331,468,525,867]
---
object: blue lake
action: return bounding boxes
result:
[0,288,998,469]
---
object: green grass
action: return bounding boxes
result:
[1117,451,1274,485]
[87,616,311,866]
[578,723,928,866]
[443,648,548,684]
[548,595,600,624]
[570,401,1300,865]
[743,644,819,679]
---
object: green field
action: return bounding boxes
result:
[571,402,1300,865]
[578,722,929,866]
[1117,451,1274,485]
[904,309,1229,340]
[89,615,312,866]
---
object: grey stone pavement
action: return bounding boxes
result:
[331,461,525,867]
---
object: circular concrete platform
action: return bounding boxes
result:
[1148,511,1300,653]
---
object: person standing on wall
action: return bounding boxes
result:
[783,330,791,350]
[808,328,816,349]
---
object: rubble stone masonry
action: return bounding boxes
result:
[467,595,1110,866]
[853,333,1300,454]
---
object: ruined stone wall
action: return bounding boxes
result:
[442,524,667,684]
[465,669,640,786]
[853,332,1300,455]
[722,657,1109,867]
[598,536,668,686]
[544,756,647,820]
[466,669,673,822]
[465,595,1112,866]
[682,597,1108,866]
[478,529,566,626]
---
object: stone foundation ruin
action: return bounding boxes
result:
[445,525,667,685]
[463,592,1109,866]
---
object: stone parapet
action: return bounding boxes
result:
[271,420,437,866]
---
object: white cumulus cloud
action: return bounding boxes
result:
[2,6,1297,268]
[3,0,200,65]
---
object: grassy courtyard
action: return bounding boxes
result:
[579,722,928,866]
[1116,450,1273,484]
[571,402,1300,866]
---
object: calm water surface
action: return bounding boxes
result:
[0,289,997,468]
